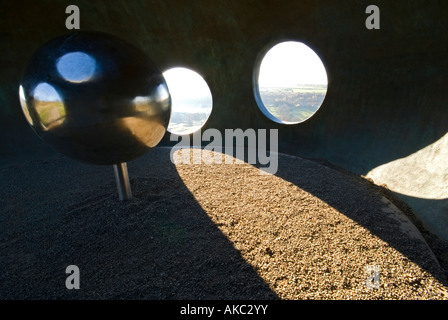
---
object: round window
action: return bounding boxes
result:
[163,67,213,135]
[254,41,328,124]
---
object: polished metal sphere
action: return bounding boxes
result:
[19,31,171,165]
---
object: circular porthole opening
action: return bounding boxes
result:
[254,41,328,124]
[163,67,213,135]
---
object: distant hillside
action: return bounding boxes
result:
[259,85,326,123]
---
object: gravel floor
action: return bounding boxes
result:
[1,147,447,299]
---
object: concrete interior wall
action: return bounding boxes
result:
[1,0,447,238]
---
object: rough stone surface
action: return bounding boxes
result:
[367,133,448,240]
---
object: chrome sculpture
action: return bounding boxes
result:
[19,31,171,200]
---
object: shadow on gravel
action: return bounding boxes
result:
[0,147,278,299]
[271,154,448,289]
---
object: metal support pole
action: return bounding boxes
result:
[113,162,132,201]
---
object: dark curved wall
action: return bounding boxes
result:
[2,0,447,172]
[1,1,447,235]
